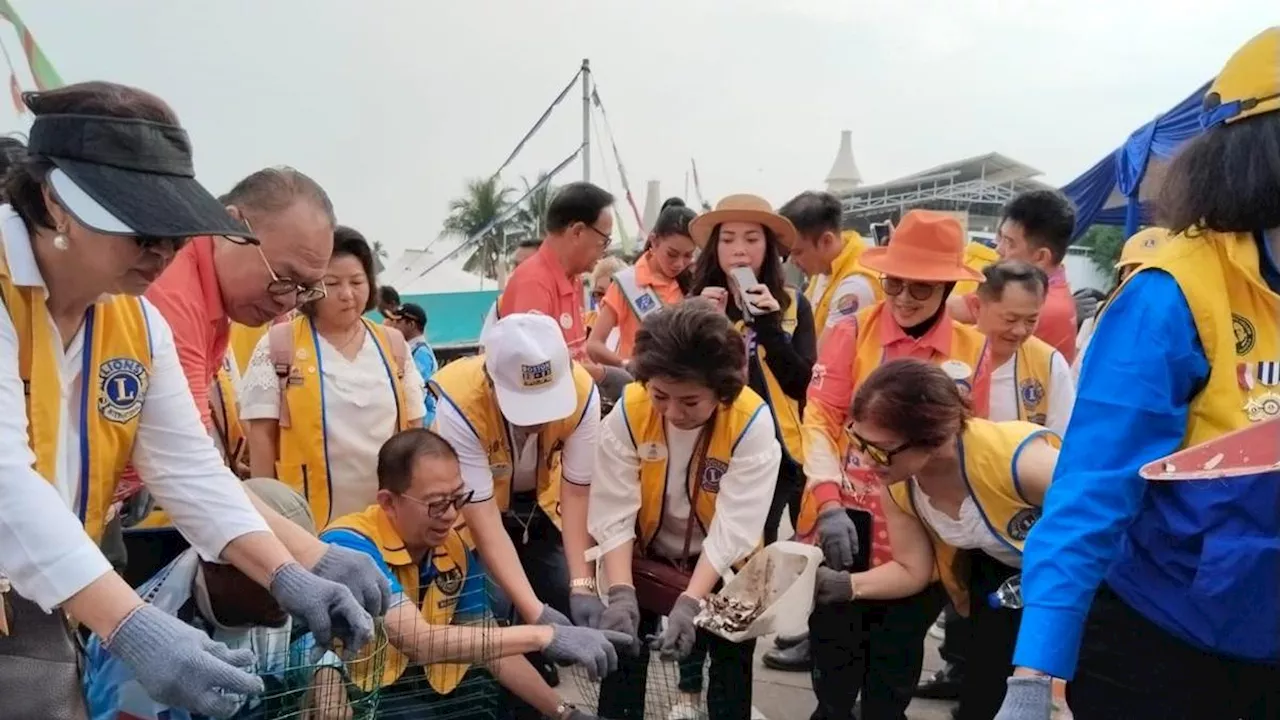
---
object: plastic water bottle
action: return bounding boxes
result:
[987,574,1022,610]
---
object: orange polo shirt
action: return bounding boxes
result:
[144,236,229,431]
[600,253,684,359]
[499,242,587,359]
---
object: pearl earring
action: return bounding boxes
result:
[52,232,69,251]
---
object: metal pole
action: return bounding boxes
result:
[581,58,591,182]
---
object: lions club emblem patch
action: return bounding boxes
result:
[700,458,729,492]
[98,358,149,423]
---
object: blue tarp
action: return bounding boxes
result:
[370,289,496,347]
[1060,81,1210,240]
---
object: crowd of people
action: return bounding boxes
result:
[0,24,1277,720]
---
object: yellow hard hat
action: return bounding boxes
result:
[1203,27,1280,127]
[1116,227,1172,269]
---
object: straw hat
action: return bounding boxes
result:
[689,194,797,249]
[1115,227,1171,269]
[859,210,984,283]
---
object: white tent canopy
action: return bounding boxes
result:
[382,244,491,295]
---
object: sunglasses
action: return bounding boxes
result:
[881,276,940,302]
[845,425,913,467]
[398,488,475,518]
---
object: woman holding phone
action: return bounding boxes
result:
[688,194,816,546]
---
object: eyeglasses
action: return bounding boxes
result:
[844,425,912,467]
[240,217,327,304]
[881,276,940,302]
[581,222,613,249]
[398,488,475,518]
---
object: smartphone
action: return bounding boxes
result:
[871,221,894,247]
[727,266,765,315]
[845,508,873,572]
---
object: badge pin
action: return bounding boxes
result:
[307,366,317,374]
[1256,361,1280,387]
[940,360,972,381]
[560,313,573,329]
[296,349,308,361]
[1238,363,1256,391]
[637,442,668,462]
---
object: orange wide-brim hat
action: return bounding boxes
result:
[689,194,798,250]
[859,210,984,283]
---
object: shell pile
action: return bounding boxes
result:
[694,594,763,634]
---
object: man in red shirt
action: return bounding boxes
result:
[949,189,1078,363]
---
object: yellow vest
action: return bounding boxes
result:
[428,355,595,530]
[736,288,804,463]
[1115,230,1280,438]
[805,234,882,331]
[621,383,768,554]
[228,321,268,376]
[1012,336,1056,426]
[954,242,1000,297]
[275,316,412,527]
[327,505,473,695]
[0,247,152,543]
[889,419,1059,615]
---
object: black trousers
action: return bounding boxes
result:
[763,459,804,546]
[1069,585,1280,720]
[939,603,970,667]
[120,528,190,588]
[488,495,571,621]
[953,552,1021,720]
[598,610,756,720]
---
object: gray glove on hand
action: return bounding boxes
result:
[270,562,374,657]
[814,567,854,605]
[816,507,859,570]
[650,595,700,660]
[570,592,606,628]
[568,709,600,720]
[106,604,264,719]
[311,543,392,618]
[596,585,642,654]
[993,675,1054,720]
[543,625,631,680]
[537,603,574,627]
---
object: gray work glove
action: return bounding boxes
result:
[105,604,264,719]
[814,567,854,606]
[568,709,600,720]
[596,585,642,654]
[311,543,392,618]
[650,595,700,660]
[537,603,574,627]
[269,562,374,657]
[543,625,631,680]
[816,507,859,570]
[993,675,1054,720]
[570,592,606,628]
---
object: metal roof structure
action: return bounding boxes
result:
[839,152,1055,227]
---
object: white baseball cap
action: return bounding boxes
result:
[482,313,576,427]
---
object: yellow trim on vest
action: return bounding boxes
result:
[228,322,268,376]
[1012,336,1056,426]
[805,236,882,331]
[736,288,804,462]
[1110,230,1280,441]
[0,247,152,543]
[621,383,767,553]
[328,505,473,694]
[428,355,595,531]
[889,419,1059,615]
[276,316,412,527]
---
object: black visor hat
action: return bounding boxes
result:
[28,113,255,242]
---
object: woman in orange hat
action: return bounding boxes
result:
[793,208,993,720]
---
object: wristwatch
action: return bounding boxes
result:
[556,700,578,719]
[570,577,597,593]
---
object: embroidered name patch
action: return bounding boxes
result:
[521,361,554,388]
[98,357,149,424]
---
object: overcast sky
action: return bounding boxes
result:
[6,1,1275,260]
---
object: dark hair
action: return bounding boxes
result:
[690,224,793,315]
[1158,113,1280,234]
[516,238,542,250]
[0,136,26,200]
[778,190,843,240]
[6,82,180,232]
[301,225,379,317]
[646,204,698,295]
[377,428,460,494]
[631,300,747,404]
[379,285,401,307]
[1000,189,1075,265]
[545,181,615,234]
[852,359,971,449]
[220,166,336,227]
[975,259,1049,301]
[660,197,687,212]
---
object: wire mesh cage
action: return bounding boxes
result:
[246,620,390,719]
[567,622,712,720]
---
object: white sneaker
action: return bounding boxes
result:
[927,614,946,641]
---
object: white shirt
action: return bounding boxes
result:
[238,328,426,520]
[433,386,600,502]
[988,351,1076,436]
[0,208,270,611]
[910,482,1023,568]
[589,402,782,576]
[811,274,878,329]
[1073,315,1097,382]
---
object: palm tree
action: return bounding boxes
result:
[513,172,558,240]
[371,240,390,260]
[440,176,515,280]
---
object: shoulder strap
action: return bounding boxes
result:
[614,266,664,321]
[384,326,408,378]
[269,323,295,429]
